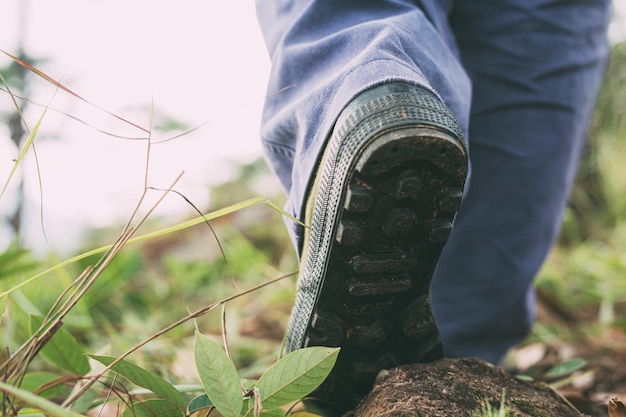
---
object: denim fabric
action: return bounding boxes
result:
[255,0,611,363]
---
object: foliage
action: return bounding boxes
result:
[535,42,626,329]
[0,188,326,417]
[472,390,510,417]
[0,52,330,417]
[562,41,626,244]
[194,332,338,417]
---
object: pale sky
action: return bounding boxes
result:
[0,1,272,254]
[1,1,625,255]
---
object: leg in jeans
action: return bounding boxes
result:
[431,0,612,363]
[254,0,611,411]
[256,0,470,247]
[256,1,471,411]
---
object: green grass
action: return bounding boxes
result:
[472,391,510,417]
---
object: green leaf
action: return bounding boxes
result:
[69,387,99,414]
[88,355,186,410]
[545,358,587,379]
[0,380,86,417]
[187,393,214,413]
[242,398,286,417]
[121,399,183,417]
[29,315,90,375]
[20,372,67,398]
[194,331,243,417]
[255,347,339,411]
[258,409,287,417]
[0,243,38,280]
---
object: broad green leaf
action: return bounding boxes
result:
[20,372,67,398]
[0,380,85,417]
[69,387,99,414]
[258,409,287,416]
[88,355,186,410]
[121,399,183,417]
[255,347,339,411]
[184,397,223,417]
[545,358,587,379]
[292,412,326,417]
[29,315,90,375]
[242,398,286,417]
[187,393,214,413]
[194,331,243,417]
[0,244,38,280]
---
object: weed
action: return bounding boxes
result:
[472,390,510,417]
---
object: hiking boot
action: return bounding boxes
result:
[285,82,468,413]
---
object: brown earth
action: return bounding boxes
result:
[346,357,584,417]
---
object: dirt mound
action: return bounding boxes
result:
[347,357,585,417]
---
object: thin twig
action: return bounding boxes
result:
[43,265,94,324]
[95,373,118,417]
[148,187,238,289]
[0,48,150,134]
[6,172,183,409]
[0,86,148,139]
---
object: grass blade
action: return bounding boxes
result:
[194,331,243,417]
[255,347,339,411]
[88,355,186,410]
[0,107,46,200]
[0,196,268,299]
[0,48,149,134]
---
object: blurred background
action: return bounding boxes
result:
[0,1,274,254]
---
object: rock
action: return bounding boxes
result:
[345,357,587,417]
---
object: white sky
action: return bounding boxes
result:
[0,1,272,254]
[1,1,625,255]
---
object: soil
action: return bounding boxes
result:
[346,357,584,417]
[510,333,626,417]
[238,295,626,417]
[339,306,626,417]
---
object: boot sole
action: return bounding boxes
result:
[285,82,468,412]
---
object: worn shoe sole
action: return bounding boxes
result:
[285,82,468,412]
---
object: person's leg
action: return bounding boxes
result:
[431,0,612,363]
[256,0,471,411]
[255,0,470,246]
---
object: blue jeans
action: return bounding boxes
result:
[256,0,611,363]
